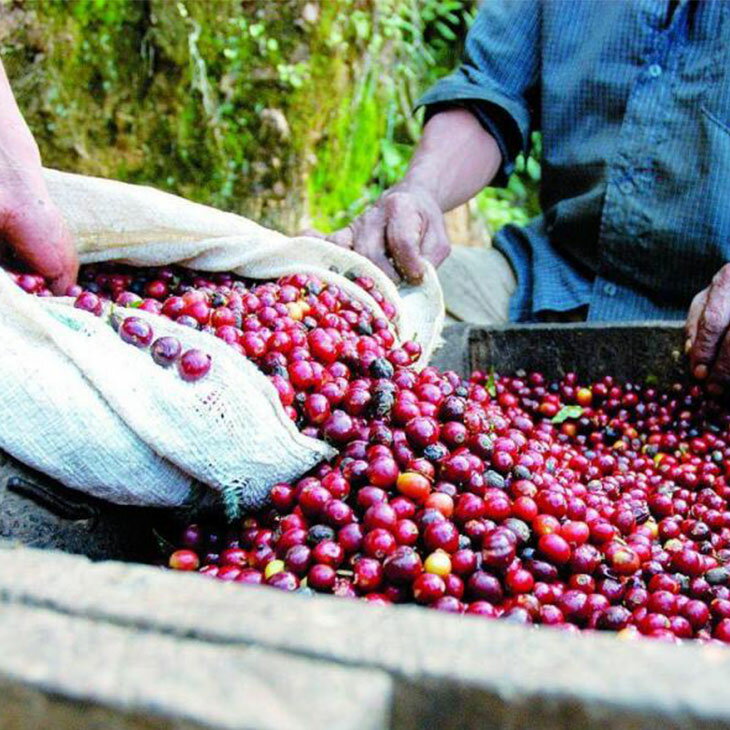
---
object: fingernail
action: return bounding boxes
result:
[694,364,709,380]
[708,383,724,396]
[685,339,692,354]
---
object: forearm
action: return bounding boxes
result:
[0,59,45,199]
[399,108,502,213]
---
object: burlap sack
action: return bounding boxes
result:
[0,169,444,512]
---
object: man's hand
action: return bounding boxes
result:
[0,59,77,295]
[685,263,730,392]
[306,108,503,284]
[318,184,451,284]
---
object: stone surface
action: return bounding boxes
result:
[0,598,392,730]
[0,452,247,564]
[0,449,197,562]
[2,544,730,729]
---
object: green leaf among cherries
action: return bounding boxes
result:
[551,405,584,424]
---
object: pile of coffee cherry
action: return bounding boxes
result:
[10,265,730,644]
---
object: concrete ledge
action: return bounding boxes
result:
[0,597,391,730]
[1,544,729,729]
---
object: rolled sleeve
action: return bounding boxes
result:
[416,0,540,182]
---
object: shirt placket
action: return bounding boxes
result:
[590,0,687,320]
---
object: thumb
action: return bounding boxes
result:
[3,199,78,294]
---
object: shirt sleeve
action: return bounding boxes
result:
[416,0,541,183]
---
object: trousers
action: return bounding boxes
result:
[437,246,516,325]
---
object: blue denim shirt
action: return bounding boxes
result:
[418,0,730,322]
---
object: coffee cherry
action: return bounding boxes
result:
[267,570,299,591]
[538,533,572,565]
[383,546,423,584]
[424,521,460,553]
[405,417,439,448]
[151,336,182,367]
[169,549,200,571]
[308,564,336,592]
[119,316,154,348]
[74,291,103,316]
[396,471,431,502]
[413,573,445,604]
[363,528,397,559]
[424,550,452,577]
[367,457,399,488]
[178,349,212,382]
[354,557,384,593]
[482,529,517,571]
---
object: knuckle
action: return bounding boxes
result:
[329,227,351,247]
[390,235,417,253]
[699,306,726,337]
[359,212,384,234]
[355,207,375,224]
[383,195,404,215]
[426,208,445,225]
[384,191,416,214]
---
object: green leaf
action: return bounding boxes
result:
[644,374,659,386]
[434,20,457,41]
[486,367,497,398]
[507,175,527,198]
[551,405,584,424]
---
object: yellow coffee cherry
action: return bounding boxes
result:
[286,301,305,321]
[424,550,452,577]
[264,559,285,580]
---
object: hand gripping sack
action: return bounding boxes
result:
[0,169,445,512]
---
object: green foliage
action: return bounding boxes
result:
[476,132,542,234]
[1,0,539,236]
[2,0,379,229]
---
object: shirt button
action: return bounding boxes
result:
[603,283,617,297]
[618,179,633,194]
[648,64,662,78]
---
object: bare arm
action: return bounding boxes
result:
[320,108,502,283]
[400,108,502,213]
[0,58,77,293]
